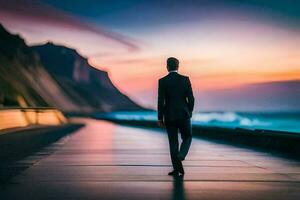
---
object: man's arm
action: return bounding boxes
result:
[157,79,165,124]
[186,77,195,115]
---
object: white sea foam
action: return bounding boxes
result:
[192,112,270,127]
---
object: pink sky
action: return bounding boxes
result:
[1,0,300,109]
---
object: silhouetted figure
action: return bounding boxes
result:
[158,57,194,176]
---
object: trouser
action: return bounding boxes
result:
[165,119,192,171]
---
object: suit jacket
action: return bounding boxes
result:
[158,72,194,121]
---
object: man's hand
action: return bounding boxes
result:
[158,120,165,128]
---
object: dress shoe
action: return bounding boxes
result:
[168,170,179,176]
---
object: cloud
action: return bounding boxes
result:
[194,79,300,111]
[0,0,140,52]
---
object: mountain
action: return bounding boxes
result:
[0,23,67,108]
[32,42,143,112]
[0,24,143,113]
[196,80,300,112]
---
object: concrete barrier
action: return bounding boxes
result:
[0,108,68,131]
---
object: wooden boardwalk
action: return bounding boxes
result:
[1,118,300,200]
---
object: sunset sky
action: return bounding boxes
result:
[1,0,300,109]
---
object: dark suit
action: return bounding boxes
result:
[158,72,194,172]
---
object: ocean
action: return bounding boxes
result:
[96,111,300,133]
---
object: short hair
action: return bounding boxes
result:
[167,57,179,71]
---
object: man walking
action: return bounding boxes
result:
[158,57,194,176]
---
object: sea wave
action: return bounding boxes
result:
[103,111,269,127]
[102,111,157,121]
[96,111,300,133]
[192,112,270,127]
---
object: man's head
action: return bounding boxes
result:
[167,57,179,71]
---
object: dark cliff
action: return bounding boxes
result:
[32,43,143,112]
[0,24,53,107]
[0,24,144,113]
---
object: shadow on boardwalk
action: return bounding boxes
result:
[0,124,83,183]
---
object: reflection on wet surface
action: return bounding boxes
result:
[1,118,300,200]
[172,176,186,200]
